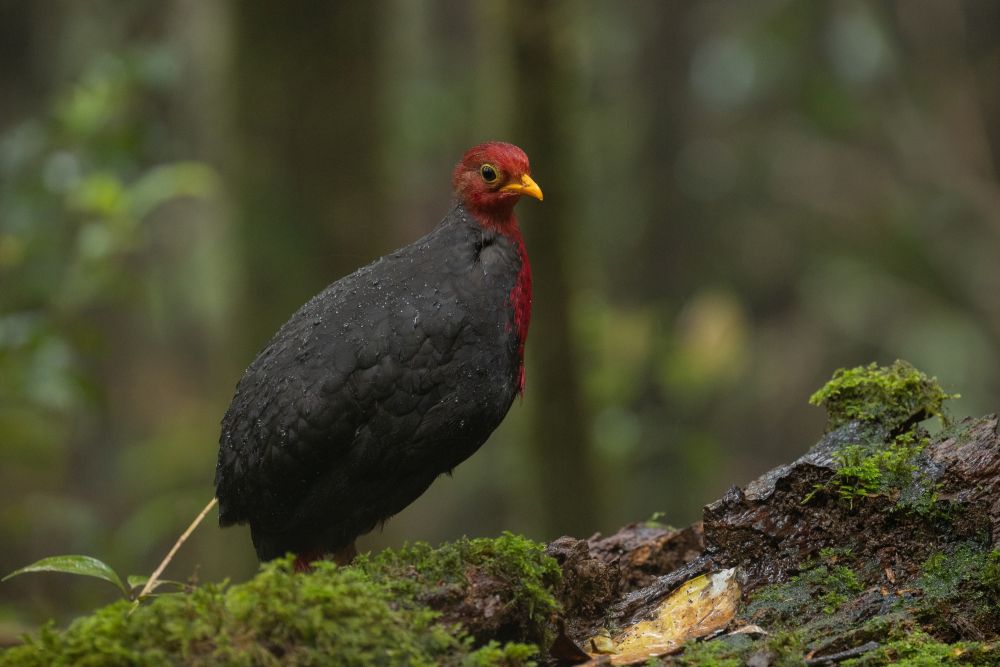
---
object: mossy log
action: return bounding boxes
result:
[550,413,1000,665]
[4,362,1000,666]
[552,362,1000,664]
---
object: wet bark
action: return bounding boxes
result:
[416,412,1000,663]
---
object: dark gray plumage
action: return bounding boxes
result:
[215,141,541,564]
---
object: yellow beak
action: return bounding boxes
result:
[500,174,544,201]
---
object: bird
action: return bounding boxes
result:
[214,142,543,568]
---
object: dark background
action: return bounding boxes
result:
[2,0,999,634]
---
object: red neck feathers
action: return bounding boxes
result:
[464,207,533,395]
[508,232,532,394]
[452,141,540,393]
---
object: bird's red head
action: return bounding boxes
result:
[453,141,543,232]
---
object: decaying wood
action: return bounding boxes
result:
[509,414,1000,663]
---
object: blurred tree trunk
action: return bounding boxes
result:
[0,2,49,129]
[631,1,697,302]
[628,3,711,520]
[960,0,1000,181]
[888,0,1000,349]
[509,0,599,537]
[959,0,1000,402]
[230,3,388,353]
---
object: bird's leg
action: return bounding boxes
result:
[292,542,357,572]
[332,541,357,566]
[292,549,324,573]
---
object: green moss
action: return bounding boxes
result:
[668,632,806,667]
[984,551,1000,603]
[461,641,538,666]
[803,444,883,506]
[818,546,854,561]
[669,629,999,666]
[818,566,863,615]
[359,532,560,647]
[918,544,997,607]
[362,532,560,625]
[809,360,956,431]
[803,363,948,511]
[911,543,1000,639]
[840,631,999,666]
[747,554,864,624]
[803,431,931,508]
[875,430,929,488]
[672,638,743,666]
[1,535,556,667]
[675,547,1000,666]
[746,577,813,628]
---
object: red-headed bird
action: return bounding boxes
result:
[215,142,542,567]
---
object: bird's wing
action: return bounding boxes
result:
[215,231,475,528]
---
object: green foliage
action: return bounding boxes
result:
[2,555,181,602]
[875,430,928,488]
[803,431,929,508]
[807,444,883,506]
[0,46,219,620]
[809,361,956,431]
[0,50,216,416]
[3,556,128,598]
[0,536,556,666]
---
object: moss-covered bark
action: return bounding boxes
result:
[0,535,556,666]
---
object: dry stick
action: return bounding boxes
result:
[139,497,218,600]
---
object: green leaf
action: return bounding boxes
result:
[2,555,128,596]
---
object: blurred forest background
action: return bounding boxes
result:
[3,0,1000,635]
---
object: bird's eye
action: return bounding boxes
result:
[480,164,499,183]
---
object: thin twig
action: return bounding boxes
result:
[138,497,218,600]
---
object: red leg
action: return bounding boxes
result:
[292,541,357,572]
[293,549,324,573]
